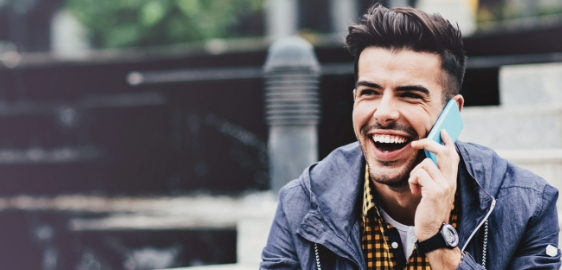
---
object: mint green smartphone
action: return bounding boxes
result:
[424,99,463,165]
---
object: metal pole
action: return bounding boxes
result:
[263,37,320,193]
[265,0,298,41]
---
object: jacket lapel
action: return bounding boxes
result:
[456,142,498,255]
[457,158,495,251]
[296,143,366,269]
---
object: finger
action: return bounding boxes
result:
[416,158,442,182]
[410,158,434,178]
[411,138,446,154]
[441,129,454,147]
[409,171,420,195]
[409,167,437,195]
[410,158,456,197]
[411,140,448,170]
[413,138,457,172]
[409,162,424,195]
[419,159,457,195]
[409,178,420,195]
[411,129,456,152]
[436,130,460,174]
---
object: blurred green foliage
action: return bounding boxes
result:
[65,0,263,48]
[477,1,562,24]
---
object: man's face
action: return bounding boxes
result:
[352,47,460,188]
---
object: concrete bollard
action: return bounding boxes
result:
[263,37,321,194]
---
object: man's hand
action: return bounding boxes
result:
[409,130,461,269]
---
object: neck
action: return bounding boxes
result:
[372,180,421,226]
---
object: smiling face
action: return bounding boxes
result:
[353,47,460,188]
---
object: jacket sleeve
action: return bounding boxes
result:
[260,187,302,270]
[458,184,561,269]
[508,184,561,269]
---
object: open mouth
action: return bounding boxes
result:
[372,134,410,152]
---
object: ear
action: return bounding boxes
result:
[353,88,357,101]
[452,94,464,112]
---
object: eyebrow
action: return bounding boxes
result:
[355,81,381,89]
[396,85,430,95]
[355,80,431,96]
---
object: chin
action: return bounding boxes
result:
[368,165,410,188]
[366,152,424,189]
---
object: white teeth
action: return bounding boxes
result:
[372,135,407,144]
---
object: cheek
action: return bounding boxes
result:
[404,108,434,137]
[352,104,372,129]
[351,110,361,133]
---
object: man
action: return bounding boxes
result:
[261,4,560,270]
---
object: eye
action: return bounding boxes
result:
[400,92,423,99]
[360,89,379,96]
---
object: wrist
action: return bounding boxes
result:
[417,223,459,255]
[416,221,446,241]
[417,227,440,242]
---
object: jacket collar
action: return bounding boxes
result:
[296,142,366,269]
[455,142,500,251]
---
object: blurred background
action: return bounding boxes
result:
[0,0,560,269]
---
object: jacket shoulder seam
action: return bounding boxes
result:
[498,185,543,193]
[280,181,308,199]
[532,184,557,223]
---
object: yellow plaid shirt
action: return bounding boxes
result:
[361,167,458,270]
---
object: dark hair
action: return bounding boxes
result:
[346,5,466,100]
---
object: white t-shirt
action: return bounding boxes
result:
[379,207,417,259]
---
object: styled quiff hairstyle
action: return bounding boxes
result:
[346,5,466,100]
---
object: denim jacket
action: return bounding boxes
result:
[261,141,561,269]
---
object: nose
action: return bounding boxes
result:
[373,94,399,124]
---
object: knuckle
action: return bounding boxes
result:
[446,184,455,194]
[452,153,460,162]
[435,188,445,198]
[408,170,415,177]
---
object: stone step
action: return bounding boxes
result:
[500,62,562,106]
[461,61,562,148]
[0,193,276,269]
[159,263,256,270]
[459,104,562,149]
